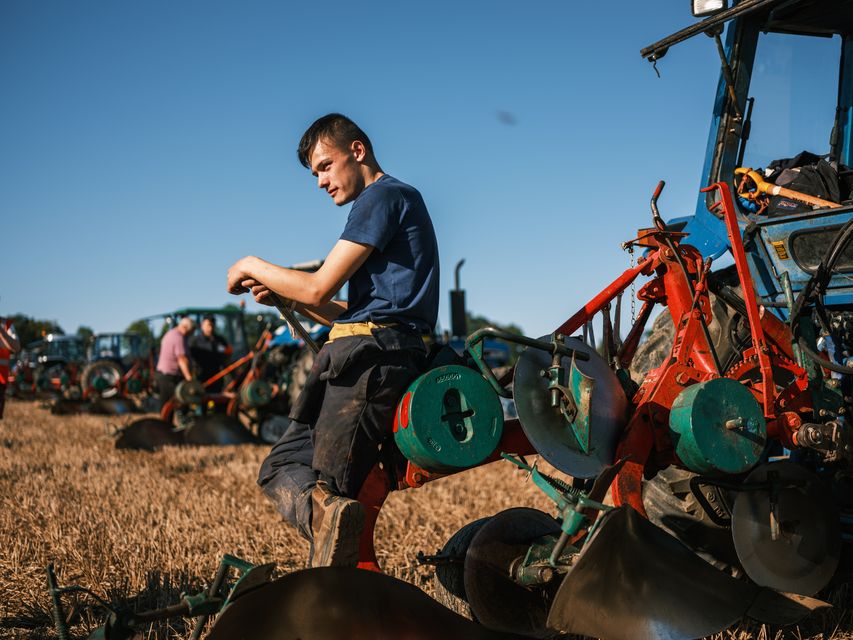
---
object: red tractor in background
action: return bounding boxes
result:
[9,334,86,401]
[79,332,157,412]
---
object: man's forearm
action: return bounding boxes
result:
[246,258,322,306]
[230,241,372,307]
[178,356,192,381]
[295,300,348,327]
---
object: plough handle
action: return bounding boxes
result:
[270,293,320,354]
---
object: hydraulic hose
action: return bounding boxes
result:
[785,220,853,374]
[797,338,853,375]
[790,219,853,323]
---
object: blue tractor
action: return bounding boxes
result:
[648,0,853,308]
[607,0,853,623]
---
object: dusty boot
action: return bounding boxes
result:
[310,481,365,567]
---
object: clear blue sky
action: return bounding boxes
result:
[0,1,840,339]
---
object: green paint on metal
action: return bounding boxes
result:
[240,380,272,407]
[568,359,594,454]
[501,453,613,567]
[798,320,845,413]
[175,380,205,406]
[514,534,577,586]
[669,378,766,474]
[394,365,503,473]
[126,378,143,394]
[465,337,511,398]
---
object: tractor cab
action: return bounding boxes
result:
[14,334,86,395]
[646,0,853,314]
[28,334,86,368]
[143,306,249,361]
[88,332,153,369]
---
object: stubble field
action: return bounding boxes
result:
[0,399,851,639]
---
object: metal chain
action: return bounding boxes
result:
[628,246,636,324]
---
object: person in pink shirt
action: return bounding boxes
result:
[155,316,195,409]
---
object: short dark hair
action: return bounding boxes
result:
[202,315,215,325]
[297,113,374,169]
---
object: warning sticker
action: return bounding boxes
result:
[771,241,789,260]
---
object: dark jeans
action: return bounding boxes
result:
[0,383,5,419]
[155,372,182,410]
[258,328,425,539]
[258,419,317,540]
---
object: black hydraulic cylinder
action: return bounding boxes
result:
[450,259,467,338]
[450,290,467,338]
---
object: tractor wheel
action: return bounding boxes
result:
[287,348,315,407]
[642,466,741,574]
[629,293,739,384]
[81,360,123,399]
[629,309,675,384]
[431,517,491,619]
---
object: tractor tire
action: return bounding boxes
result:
[629,293,738,385]
[431,517,491,619]
[629,309,675,384]
[642,466,741,574]
[287,348,315,408]
[81,360,123,399]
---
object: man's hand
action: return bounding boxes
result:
[178,355,193,382]
[241,278,275,306]
[227,256,257,295]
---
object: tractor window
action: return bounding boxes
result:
[120,334,138,359]
[220,314,248,357]
[740,32,840,170]
[790,225,853,273]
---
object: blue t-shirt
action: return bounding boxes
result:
[337,174,439,333]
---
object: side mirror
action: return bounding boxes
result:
[692,0,727,17]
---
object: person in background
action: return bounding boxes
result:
[189,315,230,392]
[155,316,195,409]
[0,317,21,419]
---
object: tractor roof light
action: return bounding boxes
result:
[692,0,727,17]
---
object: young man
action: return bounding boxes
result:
[0,317,21,419]
[226,113,439,566]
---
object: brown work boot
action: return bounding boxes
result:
[310,481,365,567]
